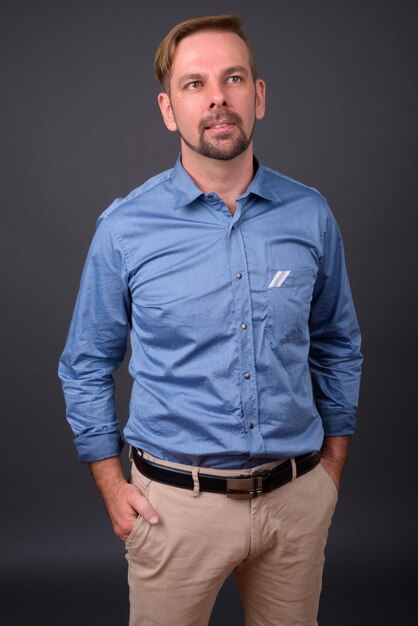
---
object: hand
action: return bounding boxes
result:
[105,479,159,542]
[320,456,342,493]
[88,456,159,541]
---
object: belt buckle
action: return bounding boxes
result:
[226,475,264,499]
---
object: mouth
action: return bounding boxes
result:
[207,120,235,128]
[205,120,236,133]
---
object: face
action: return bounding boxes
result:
[158,30,265,162]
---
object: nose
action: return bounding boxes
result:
[210,97,227,109]
[208,82,227,109]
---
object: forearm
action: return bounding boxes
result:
[89,456,127,507]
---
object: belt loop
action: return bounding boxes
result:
[290,457,297,481]
[192,467,200,497]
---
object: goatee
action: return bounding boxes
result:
[180,110,254,161]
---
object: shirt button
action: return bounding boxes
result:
[248,423,254,430]
[207,194,214,200]
[236,272,242,279]
[241,322,248,330]
[244,372,251,380]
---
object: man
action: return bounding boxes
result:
[59,14,362,626]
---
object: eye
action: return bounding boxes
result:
[185,80,202,90]
[226,75,242,84]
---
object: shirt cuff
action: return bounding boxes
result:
[319,408,357,436]
[74,430,124,463]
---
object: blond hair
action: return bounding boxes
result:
[154,15,257,92]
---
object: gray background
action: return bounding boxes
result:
[1,0,417,624]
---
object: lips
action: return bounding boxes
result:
[206,120,235,130]
[198,111,243,137]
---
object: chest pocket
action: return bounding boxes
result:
[265,268,316,347]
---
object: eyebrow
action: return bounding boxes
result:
[177,73,205,87]
[177,66,249,88]
[222,66,249,78]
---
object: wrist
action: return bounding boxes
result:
[321,435,351,464]
[320,435,351,490]
[88,456,128,502]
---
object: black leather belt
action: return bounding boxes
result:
[132,448,321,499]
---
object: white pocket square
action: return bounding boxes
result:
[268,270,291,288]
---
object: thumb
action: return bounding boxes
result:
[129,487,159,525]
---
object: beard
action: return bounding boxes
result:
[177,110,255,161]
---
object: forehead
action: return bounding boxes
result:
[171,30,251,77]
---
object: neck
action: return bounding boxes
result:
[180,145,255,215]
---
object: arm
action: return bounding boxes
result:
[309,201,362,486]
[89,457,159,541]
[59,215,130,462]
[59,215,159,537]
[59,218,158,539]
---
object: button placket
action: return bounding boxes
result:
[227,219,261,451]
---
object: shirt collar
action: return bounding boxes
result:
[243,158,282,203]
[171,154,282,211]
[171,156,205,210]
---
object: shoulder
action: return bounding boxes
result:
[264,165,329,205]
[100,168,174,225]
[87,168,175,266]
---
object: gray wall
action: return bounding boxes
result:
[1,1,417,624]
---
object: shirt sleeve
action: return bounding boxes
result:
[58,215,131,462]
[308,201,363,436]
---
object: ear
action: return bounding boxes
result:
[255,79,266,121]
[158,92,178,132]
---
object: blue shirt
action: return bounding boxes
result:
[59,157,362,468]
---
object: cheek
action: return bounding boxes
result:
[173,102,201,128]
[240,104,257,128]
[233,94,256,119]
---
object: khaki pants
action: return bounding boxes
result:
[125,452,338,626]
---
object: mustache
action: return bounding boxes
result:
[198,110,243,133]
